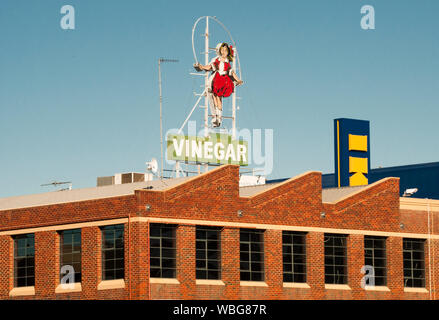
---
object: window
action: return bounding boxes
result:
[324,234,348,284]
[282,231,306,283]
[364,236,386,286]
[403,238,425,288]
[13,234,35,287]
[196,226,221,280]
[240,229,264,281]
[60,229,81,283]
[101,224,124,280]
[150,224,177,278]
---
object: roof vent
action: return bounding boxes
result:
[239,175,266,187]
[97,172,151,187]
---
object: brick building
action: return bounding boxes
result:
[0,164,438,300]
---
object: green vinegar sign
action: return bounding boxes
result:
[167,133,248,166]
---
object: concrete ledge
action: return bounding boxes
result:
[150,278,180,284]
[364,286,390,292]
[240,281,268,287]
[55,282,82,293]
[196,279,225,286]
[325,284,351,290]
[283,282,311,289]
[97,279,125,290]
[9,286,35,297]
[404,287,429,293]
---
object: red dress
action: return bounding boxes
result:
[210,58,234,98]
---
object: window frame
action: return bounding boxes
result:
[403,238,426,288]
[324,233,348,285]
[282,231,307,283]
[364,236,387,286]
[195,226,222,280]
[150,223,177,279]
[240,229,265,282]
[59,228,82,283]
[13,233,35,288]
[101,224,125,281]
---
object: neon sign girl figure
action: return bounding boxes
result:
[194,42,243,127]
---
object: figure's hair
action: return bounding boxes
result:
[219,43,234,62]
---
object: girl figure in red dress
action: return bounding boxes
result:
[194,42,243,127]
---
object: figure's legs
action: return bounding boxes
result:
[217,97,222,110]
[216,97,223,126]
[211,94,220,127]
[209,92,217,126]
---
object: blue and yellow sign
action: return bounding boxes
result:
[334,118,370,187]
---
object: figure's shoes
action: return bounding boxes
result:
[211,116,218,127]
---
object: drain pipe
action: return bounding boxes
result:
[427,199,432,300]
[128,214,131,300]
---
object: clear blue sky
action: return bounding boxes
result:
[0,0,438,198]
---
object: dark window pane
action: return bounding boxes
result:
[207,251,219,260]
[14,234,35,288]
[150,268,161,278]
[196,226,221,280]
[196,241,205,250]
[162,238,175,248]
[150,238,160,248]
[196,260,206,269]
[282,231,306,282]
[241,271,250,281]
[163,259,176,268]
[162,268,175,278]
[150,258,160,268]
[115,269,124,280]
[240,262,249,271]
[196,250,206,260]
[150,224,177,279]
[150,248,160,258]
[403,239,425,288]
[324,234,347,284]
[162,248,175,258]
[284,273,293,282]
[196,270,206,279]
[240,229,264,281]
[102,225,124,280]
[208,270,219,279]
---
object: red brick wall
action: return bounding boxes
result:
[0,196,136,232]
[221,227,240,299]
[35,231,57,299]
[177,225,196,299]
[0,165,436,300]
[129,221,150,300]
[0,235,13,298]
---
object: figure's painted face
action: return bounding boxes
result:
[220,45,229,58]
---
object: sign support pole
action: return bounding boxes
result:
[204,17,209,172]
[232,49,237,140]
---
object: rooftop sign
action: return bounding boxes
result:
[167,133,248,166]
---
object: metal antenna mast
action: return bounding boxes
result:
[41,181,72,191]
[158,58,179,179]
[203,17,209,172]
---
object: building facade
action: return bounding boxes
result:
[0,165,438,300]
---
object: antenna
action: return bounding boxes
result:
[41,181,72,191]
[158,58,179,180]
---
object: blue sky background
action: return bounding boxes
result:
[0,0,438,197]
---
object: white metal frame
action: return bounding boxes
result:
[174,16,242,176]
